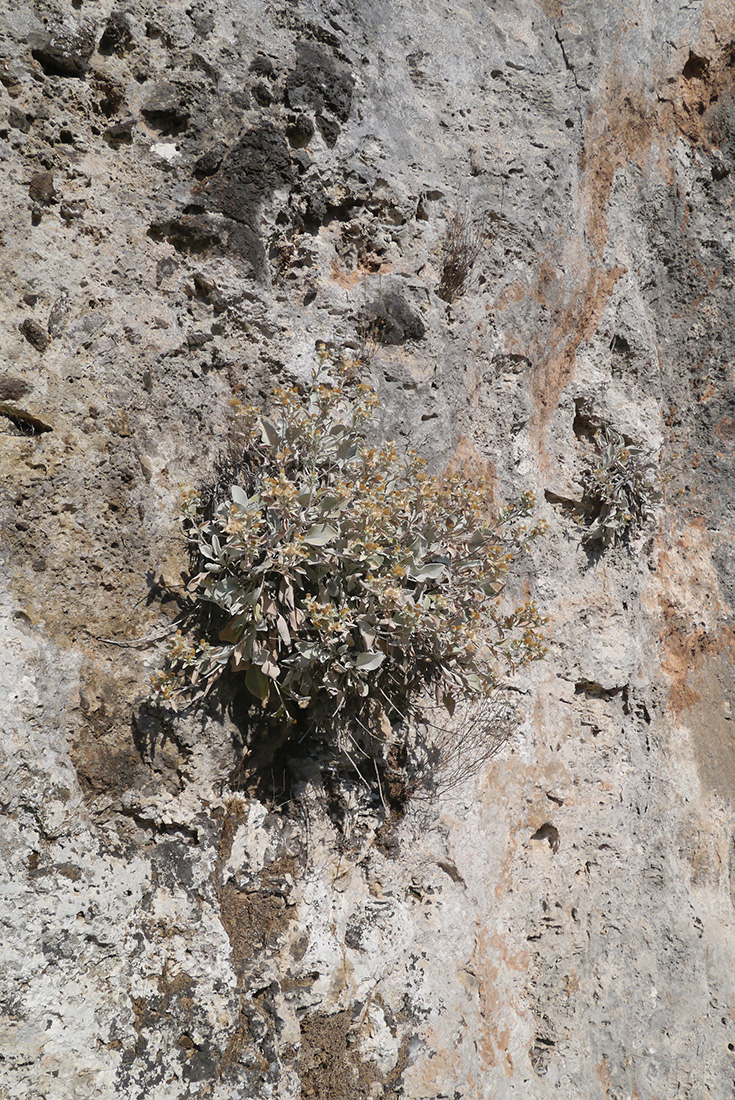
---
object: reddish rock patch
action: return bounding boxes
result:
[529,263,626,451]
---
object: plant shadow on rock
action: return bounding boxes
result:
[150,354,545,831]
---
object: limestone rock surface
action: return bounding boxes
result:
[1,0,735,1097]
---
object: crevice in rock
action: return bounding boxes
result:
[574,680,629,709]
[554,30,581,91]
[0,403,52,436]
[119,809,200,845]
[148,216,225,254]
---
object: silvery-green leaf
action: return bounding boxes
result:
[410,562,445,582]
[212,576,240,606]
[320,493,343,514]
[355,651,385,671]
[231,485,250,507]
[276,614,291,646]
[304,523,338,546]
[260,655,280,678]
[259,416,280,448]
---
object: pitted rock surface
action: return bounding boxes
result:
[1,0,735,1097]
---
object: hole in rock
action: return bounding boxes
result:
[683,51,709,80]
[531,823,560,853]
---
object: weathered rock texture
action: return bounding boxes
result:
[1,0,735,1096]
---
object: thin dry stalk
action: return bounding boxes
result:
[354,278,383,365]
[411,690,519,798]
[437,208,485,303]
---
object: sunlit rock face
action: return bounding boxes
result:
[1,0,735,1096]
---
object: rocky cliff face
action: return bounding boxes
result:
[2,1,735,1097]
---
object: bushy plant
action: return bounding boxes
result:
[580,426,661,548]
[437,208,485,303]
[153,354,545,784]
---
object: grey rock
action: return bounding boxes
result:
[28,171,55,205]
[29,20,97,78]
[8,106,31,133]
[98,11,134,56]
[104,118,136,145]
[19,318,49,351]
[367,288,426,345]
[140,81,190,135]
[2,0,735,1097]
[285,42,353,122]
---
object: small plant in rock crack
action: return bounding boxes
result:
[437,207,486,303]
[580,426,661,549]
[152,350,545,802]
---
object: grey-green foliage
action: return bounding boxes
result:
[581,427,661,548]
[153,359,546,741]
